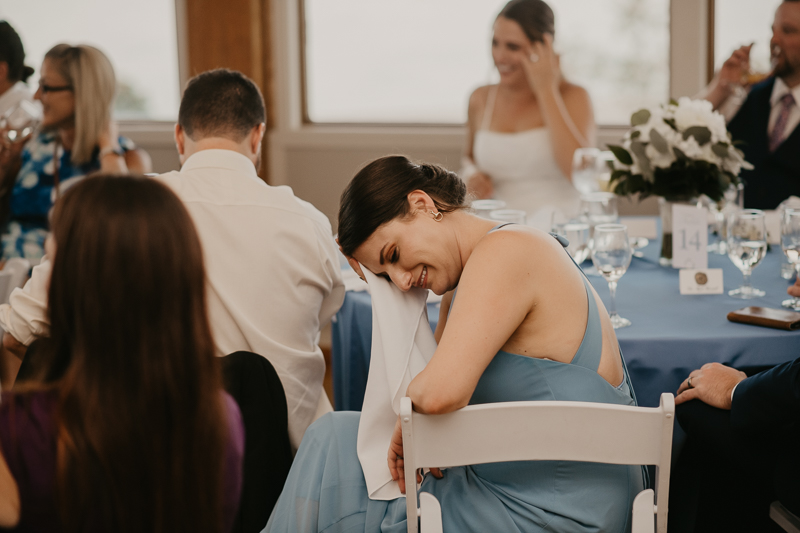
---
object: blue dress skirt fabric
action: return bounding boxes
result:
[266,256,646,533]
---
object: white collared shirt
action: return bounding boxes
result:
[0,149,345,450]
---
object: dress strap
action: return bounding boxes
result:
[480,85,499,131]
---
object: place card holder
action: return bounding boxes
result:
[727,306,800,331]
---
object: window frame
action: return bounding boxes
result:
[295,0,706,129]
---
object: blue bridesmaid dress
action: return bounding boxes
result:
[265,245,646,533]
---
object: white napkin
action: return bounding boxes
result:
[356,267,437,501]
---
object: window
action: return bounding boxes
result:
[714,0,780,78]
[302,0,670,125]
[1,0,180,121]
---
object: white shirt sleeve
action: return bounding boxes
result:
[0,257,51,345]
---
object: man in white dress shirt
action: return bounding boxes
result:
[702,0,800,209]
[0,69,344,449]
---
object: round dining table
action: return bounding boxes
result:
[331,232,800,411]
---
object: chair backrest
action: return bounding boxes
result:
[221,351,293,533]
[401,393,675,533]
[1,257,31,304]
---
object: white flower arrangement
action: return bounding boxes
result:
[608,97,752,202]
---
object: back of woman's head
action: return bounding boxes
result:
[498,0,555,43]
[338,155,466,256]
[44,175,227,533]
[45,44,115,165]
[0,21,33,84]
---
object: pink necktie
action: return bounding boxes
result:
[769,93,796,153]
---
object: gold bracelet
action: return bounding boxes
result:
[98,146,124,159]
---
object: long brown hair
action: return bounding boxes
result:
[39,175,227,533]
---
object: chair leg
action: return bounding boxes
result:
[632,489,655,533]
[419,492,443,533]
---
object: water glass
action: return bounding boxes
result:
[552,220,590,264]
[571,148,603,195]
[0,100,41,143]
[579,192,618,228]
[489,209,527,225]
[471,199,507,220]
[782,209,800,309]
[591,224,632,329]
[727,209,767,299]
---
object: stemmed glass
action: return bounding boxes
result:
[581,193,618,275]
[591,224,632,329]
[781,209,800,309]
[571,148,603,195]
[727,209,767,299]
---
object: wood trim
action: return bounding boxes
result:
[707,0,716,83]
[184,0,273,182]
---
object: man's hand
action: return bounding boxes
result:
[788,276,800,298]
[675,362,747,409]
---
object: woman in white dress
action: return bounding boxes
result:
[462,0,596,227]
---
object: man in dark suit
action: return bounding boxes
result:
[704,0,800,209]
[668,280,800,532]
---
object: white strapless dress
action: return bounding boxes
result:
[470,86,581,230]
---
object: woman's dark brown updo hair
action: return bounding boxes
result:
[338,155,467,257]
[0,21,34,83]
[498,0,555,43]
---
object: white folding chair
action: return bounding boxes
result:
[401,393,675,533]
[771,501,800,533]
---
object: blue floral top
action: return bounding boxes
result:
[1,131,135,263]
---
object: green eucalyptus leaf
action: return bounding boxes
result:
[607,144,633,166]
[663,118,678,131]
[631,109,651,126]
[669,98,679,106]
[711,142,729,158]
[630,141,653,181]
[649,129,669,154]
[682,126,712,146]
[673,146,688,160]
[630,130,641,140]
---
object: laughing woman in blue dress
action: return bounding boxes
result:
[264,154,646,533]
[0,44,150,264]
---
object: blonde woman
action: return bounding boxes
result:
[0,44,151,263]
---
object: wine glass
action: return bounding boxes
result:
[591,224,632,329]
[552,220,591,264]
[727,209,767,299]
[571,148,603,195]
[782,209,800,309]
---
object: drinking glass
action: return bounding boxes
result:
[571,148,603,195]
[551,220,590,264]
[471,199,506,220]
[579,192,618,228]
[727,209,767,299]
[0,100,41,143]
[782,209,800,309]
[489,209,527,225]
[591,224,632,329]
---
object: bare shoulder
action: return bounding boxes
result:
[467,226,566,277]
[468,85,494,116]
[559,81,592,105]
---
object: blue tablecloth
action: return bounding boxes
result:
[331,238,800,411]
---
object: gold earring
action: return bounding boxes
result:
[430,210,443,222]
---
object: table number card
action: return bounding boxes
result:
[672,204,708,269]
[679,268,724,295]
